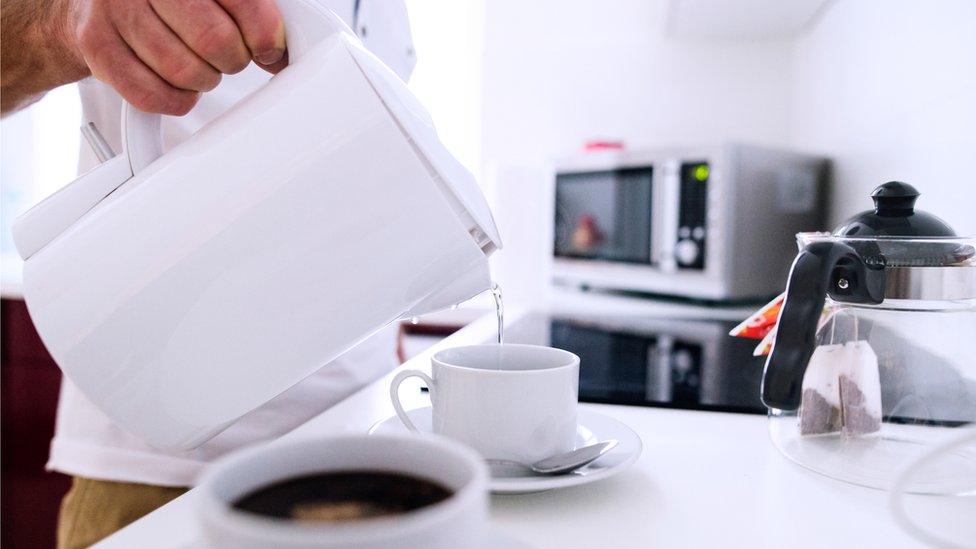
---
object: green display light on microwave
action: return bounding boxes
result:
[694,164,710,182]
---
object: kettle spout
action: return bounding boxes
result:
[403,257,492,318]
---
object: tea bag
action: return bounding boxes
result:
[800,344,844,435]
[799,341,882,436]
[837,341,882,436]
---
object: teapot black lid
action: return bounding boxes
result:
[833,181,956,237]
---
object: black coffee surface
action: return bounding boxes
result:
[232,471,452,523]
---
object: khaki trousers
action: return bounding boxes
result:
[57,476,188,549]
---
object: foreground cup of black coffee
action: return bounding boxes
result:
[197,434,488,549]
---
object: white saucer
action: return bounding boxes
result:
[368,408,642,494]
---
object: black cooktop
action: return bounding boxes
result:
[494,311,768,415]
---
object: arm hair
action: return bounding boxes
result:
[1,0,89,115]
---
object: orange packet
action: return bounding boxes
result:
[729,293,784,340]
[744,304,838,357]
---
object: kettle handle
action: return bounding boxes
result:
[123,0,351,173]
[12,0,350,260]
[761,241,885,411]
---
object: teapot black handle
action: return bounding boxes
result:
[761,241,885,411]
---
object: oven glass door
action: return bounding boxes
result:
[554,167,653,264]
[500,312,767,414]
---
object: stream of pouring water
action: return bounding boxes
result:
[491,282,504,344]
[412,286,502,343]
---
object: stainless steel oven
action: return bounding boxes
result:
[500,310,767,414]
[552,144,828,301]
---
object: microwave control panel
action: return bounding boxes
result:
[676,161,709,270]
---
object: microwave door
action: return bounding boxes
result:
[554,168,653,264]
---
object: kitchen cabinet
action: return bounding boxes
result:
[1,298,71,549]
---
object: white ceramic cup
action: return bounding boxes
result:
[390,344,580,463]
[197,434,488,549]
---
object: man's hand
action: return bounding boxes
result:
[0,0,286,116]
[70,0,286,115]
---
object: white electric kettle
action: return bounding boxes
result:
[12,0,501,451]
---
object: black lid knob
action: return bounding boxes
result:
[834,181,956,237]
[871,181,920,216]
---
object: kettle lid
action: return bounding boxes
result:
[833,181,956,238]
[347,43,502,252]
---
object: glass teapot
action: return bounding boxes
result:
[762,182,976,493]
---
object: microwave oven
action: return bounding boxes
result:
[551,144,828,301]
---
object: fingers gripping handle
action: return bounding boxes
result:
[122,0,350,173]
[389,370,435,432]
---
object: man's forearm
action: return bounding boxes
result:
[1,0,88,115]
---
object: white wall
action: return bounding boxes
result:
[481,0,794,166]
[480,0,796,304]
[789,0,976,233]
[405,0,484,174]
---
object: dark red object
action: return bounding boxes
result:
[2,297,71,549]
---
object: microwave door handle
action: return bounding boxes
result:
[656,160,680,272]
[646,337,673,402]
[650,163,666,266]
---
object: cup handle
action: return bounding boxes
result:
[389,370,434,433]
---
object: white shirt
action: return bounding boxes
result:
[46,0,414,487]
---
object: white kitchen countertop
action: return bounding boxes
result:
[95,291,965,548]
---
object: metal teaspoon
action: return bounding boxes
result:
[487,440,619,476]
